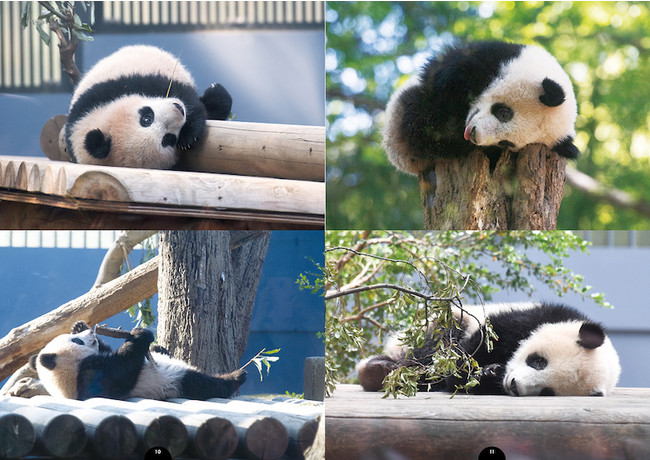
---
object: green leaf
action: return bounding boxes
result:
[35,22,50,46]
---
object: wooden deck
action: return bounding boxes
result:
[325,384,650,460]
[0,155,324,229]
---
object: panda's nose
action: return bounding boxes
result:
[172,102,185,117]
[509,378,519,396]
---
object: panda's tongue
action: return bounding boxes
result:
[463,125,473,142]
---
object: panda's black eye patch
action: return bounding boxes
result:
[491,103,514,122]
[526,352,547,370]
[71,337,84,346]
[139,106,155,127]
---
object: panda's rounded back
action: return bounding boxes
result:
[70,45,196,106]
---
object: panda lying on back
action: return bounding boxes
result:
[383,41,579,175]
[65,45,232,169]
[30,321,246,400]
[357,302,620,396]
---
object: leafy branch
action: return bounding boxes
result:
[240,348,280,382]
[20,1,96,85]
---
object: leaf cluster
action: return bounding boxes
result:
[21,1,95,45]
[319,230,610,397]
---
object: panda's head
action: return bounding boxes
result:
[69,95,186,169]
[464,46,577,151]
[503,321,620,396]
[32,329,102,398]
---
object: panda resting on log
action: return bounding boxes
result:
[383,41,580,175]
[30,321,246,401]
[65,45,232,169]
[357,302,621,397]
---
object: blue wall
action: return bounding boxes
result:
[0,231,324,395]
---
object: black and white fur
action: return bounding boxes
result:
[383,41,579,175]
[357,302,620,396]
[30,321,246,401]
[65,45,232,169]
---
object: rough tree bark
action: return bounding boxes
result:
[157,231,271,374]
[419,144,566,230]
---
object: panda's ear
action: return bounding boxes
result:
[39,353,57,370]
[28,354,39,371]
[539,78,566,107]
[577,322,606,349]
[84,129,112,159]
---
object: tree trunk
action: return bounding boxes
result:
[419,144,566,229]
[157,231,271,374]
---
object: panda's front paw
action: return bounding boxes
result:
[71,321,90,334]
[201,83,233,121]
[481,363,504,378]
[130,328,155,345]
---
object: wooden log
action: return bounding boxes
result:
[0,155,324,218]
[4,397,137,459]
[0,399,87,457]
[177,397,320,459]
[419,145,566,229]
[71,409,137,459]
[326,385,650,460]
[0,256,159,380]
[133,399,289,460]
[40,117,324,182]
[178,120,325,182]
[44,396,235,460]
[0,412,35,458]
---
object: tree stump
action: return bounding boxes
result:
[418,144,566,229]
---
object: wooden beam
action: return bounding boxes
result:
[0,256,159,381]
[178,120,325,182]
[326,385,650,459]
[0,155,324,223]
[0,191,323,229]
[41,116,325,182]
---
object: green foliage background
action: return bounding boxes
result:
[326,1,650,230]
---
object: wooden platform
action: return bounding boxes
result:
[0,155,324,229]
[325,384,650,460]
[0,394,322,459]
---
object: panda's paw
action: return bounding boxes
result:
[201,83,233,121]
[71,321,90,334]
[129,327,155,345]
[481,363,504,378]
[177,122,205,151]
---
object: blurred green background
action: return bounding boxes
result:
[326,1,650,229]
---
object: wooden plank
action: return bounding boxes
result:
[326,384,650,460]
[0,155,324,217]
[0,190,323,229]
[40,117,325,182]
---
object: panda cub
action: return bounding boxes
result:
[31,321,246,401]
[357,302,620,396]
[383,41,579,175]
[65,45,232,169]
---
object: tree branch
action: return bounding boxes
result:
[565,167,650,219]
[326,283,450,301]
[0,256,159,380]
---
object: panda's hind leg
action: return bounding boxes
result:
[201,83,233,121]
[179,368,247,400]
